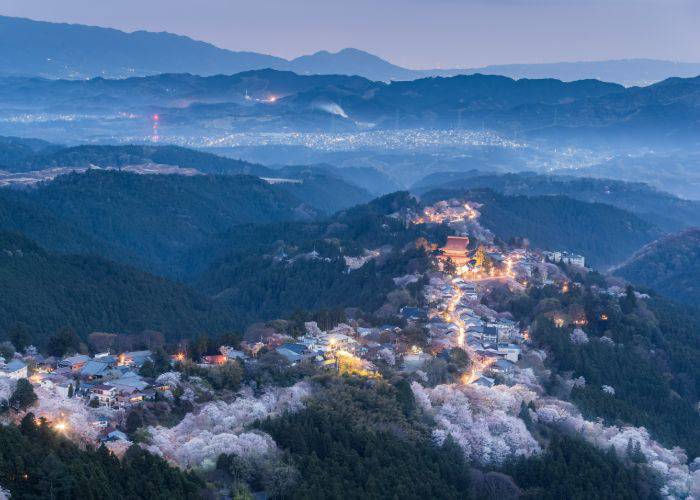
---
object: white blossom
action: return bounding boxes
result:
[535,398,697,498]
[145,382,311,470]
[412,382,540,466]
[155,371,181,388]
[0,377,16,404]
[31,385,103,443]
[570,328,589,345]
[378,348,396,366]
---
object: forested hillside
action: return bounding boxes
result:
[193,192,448,325]
[615,228,700,305]
[0,135,60,166]
[0,232,236,344]
[0,415,201,498]
[0,171,310,276]
[504,281,700,457]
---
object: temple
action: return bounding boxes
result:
[440,236,470,266]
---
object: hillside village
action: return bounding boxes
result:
[1,198,587,446]
[1,195,698,498]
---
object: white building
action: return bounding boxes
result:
[544,251,585,268]
[1,359,28,379]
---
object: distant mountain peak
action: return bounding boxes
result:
[4,15,700,85]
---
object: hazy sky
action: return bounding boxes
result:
[3,0,700,68]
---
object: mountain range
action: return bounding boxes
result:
[2,15,700,86]
[3,68,700,147]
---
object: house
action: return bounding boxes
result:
[108,372,149,393]
[59,354,91,372]
[202,355,227,365]
[489,358,515,375]
[461,282,478,300]
[492,321,519,342]
[483,326,499,344]
[276,343,307,364]
[36,356,57,372]
[1,359,28,379]
[400,306,426,322]
[93,415,112,429]
[220,347,246,361]
[116,389,146,407]
[117,351,152,368]
[91,384,118,406]
[497,343,521,363]
[276,348,302,364]
[80,359,113,380]
[473,376,495,388]
[106,430,128,442]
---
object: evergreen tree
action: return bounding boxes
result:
[621,285,637,314]
[10,378,37,410]
[45,327,81,357]
[8,322,31,352]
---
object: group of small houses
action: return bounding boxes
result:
[423,274,525,386]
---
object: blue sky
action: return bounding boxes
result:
[3,0,699,68]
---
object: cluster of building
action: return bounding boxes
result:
[412,199,586,387]
[423,273,526,387]
[27,350,155,409]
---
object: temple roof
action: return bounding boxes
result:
[442,236,469,253]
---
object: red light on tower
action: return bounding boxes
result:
[152,114,160,122]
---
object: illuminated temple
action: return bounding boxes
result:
[440,236,470,266]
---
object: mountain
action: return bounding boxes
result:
[0,70,377,113]
[1,144,273,175]
[271,165,373,214]
[0,143,374,213]
[571,153,700,201]
[289,48,419,81]
[412,171,700,232]
[469,59,700,88]
[2,17,700,86]
[0,151,373,277]
[0,170,310,277]
[0,188,103,255]
[0,70,650,142]
[614,228,700,305]
[0,15,286,79]
[0,16,420,81]
[0,231,236,343]
[422,188,660,267]
[0,135,61,167]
